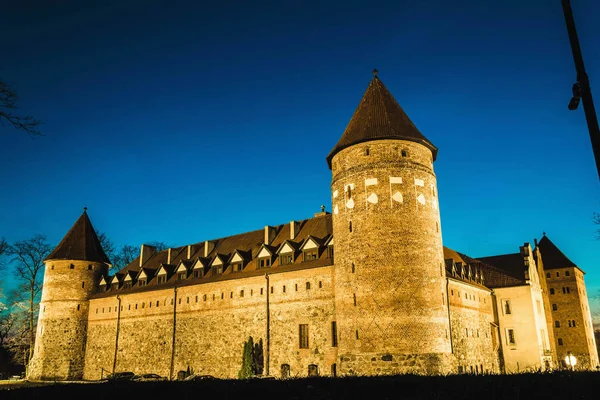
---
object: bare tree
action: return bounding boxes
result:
[146,241,170,252]
[0,237,8,272]
[0,80,42,136]
[7,234,51,374]
[96,231,116,267]
[96,231,140,271]
[113,244,138,270]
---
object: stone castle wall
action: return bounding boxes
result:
[83,265,338,380]
[447,279,499,374]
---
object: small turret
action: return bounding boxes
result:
[28,208,110,380]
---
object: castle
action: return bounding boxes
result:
[28,72,598,381]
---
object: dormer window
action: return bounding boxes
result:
[124,282,132,289]
[138,279,147,287]
[177,271,187,280]
[111,283,119,290]
[303,249,318,262]
[194,269,204,278]
[214,265,223,275]
[258,258,271,269]
[157,275,167,284]
[280,254,293,266]
[231,262,243,272]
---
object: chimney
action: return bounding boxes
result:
[290,220,300,240]
[187,245,193,259]
[167,248,172,264]
[264,225,276,245]
[139,244,156,267]
[204,240,215,257]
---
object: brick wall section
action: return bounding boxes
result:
[83,266,337,380]
[330,140,453,375]
[546,267,599,369]
[447,279,499,374]
[28,259,108,380]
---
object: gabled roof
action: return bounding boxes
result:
[535,235,578,271]
[300,235,326,250]
[276,240,300,255]
[326,71,437,168]
[45,209,110,264]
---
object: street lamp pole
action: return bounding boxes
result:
[562,0,600,181]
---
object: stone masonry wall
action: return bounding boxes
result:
[83,265,337,380]
[330,140,452,376]
[448,279,499,374]
[28,259,107,380]
[547,267,599,369]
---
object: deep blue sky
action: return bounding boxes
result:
[1,1,599,318]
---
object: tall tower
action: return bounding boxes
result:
[536,234,599,370]
[28,209,110,380]
[328,71,452,375]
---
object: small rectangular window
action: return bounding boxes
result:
[303,250,318,261]
[280,254,293,265]
[502,299,512,315]
[299,324,309,348]
[555,320,560,328]
[331,321,338,347]
[565,271,570,277]
[506,329,516,345]
[552,304,558,311]
[231,263,243,272]
[259,258,271,268]
[558,338,563,346]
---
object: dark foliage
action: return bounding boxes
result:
[1,371,599,400]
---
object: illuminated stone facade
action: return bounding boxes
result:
[27,73,598,381]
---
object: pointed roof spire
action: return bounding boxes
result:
[327,70,437,169]
[45,209,110,264]
[535,235,577,270]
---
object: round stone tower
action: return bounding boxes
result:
[327,71,452,375]
[28,208,110,380]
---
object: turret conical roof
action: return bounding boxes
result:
[327,71,437,169]
[45,208,110,264]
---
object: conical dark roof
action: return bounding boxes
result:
[326,71,437,169]
[45,209,110,264]
[535,234,577,271]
